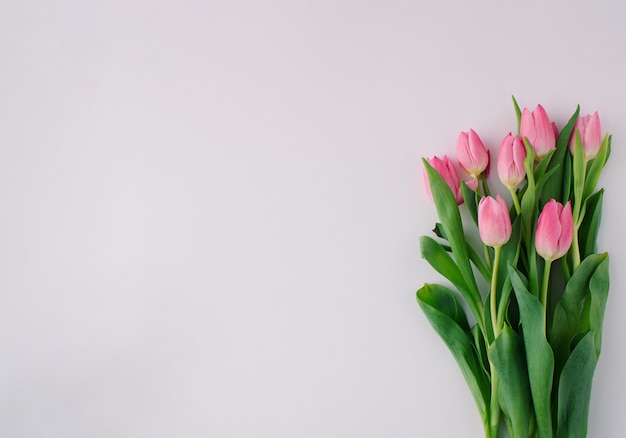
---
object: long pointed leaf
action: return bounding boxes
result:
[583,133,610,199]
[509,265,554,438]
[496,217,521,299]
[461,181,479,226]
[578,190,603,258]
[512,95,522,135]
[543,105,580,203]
[420,236,481,320]
[488,326,530,438]
[423,160,481,316]
[417,284,489,418]
[550,253,607,377]
[556,332,596,438]
[589,256,609,359]
[468,244,491,282]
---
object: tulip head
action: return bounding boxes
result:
[497,133,526,189]
[456,129,489,178]
[569,112,602,162]
[478,195,512,248]
[535,200,574,262]
[423,155,463,205]
[520,104,556,159]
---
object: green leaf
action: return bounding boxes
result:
[509,265,554,438]
[471,323,490,378]
[432,222,447,240]
[432,222,490,282]
[423,160,482,319]
[535,165,559,195]
[468,244,491,282]
[512,95,522,135]
[417,284,489,418]
[556,332,597,438]
[417,283,470,332]
[578,189,603,258]
[488,326,530,438]
[572,130,585,222]
[543,105,580,204]
[583,133,610,199]
[520,139,539,296]
[496,217,521,294]
[550,253,607,377]
[495,217,522,329]
[533,149,555,182]
[420,236,480,319]
[483,291,495,342]
[461,181,479,226]
[589,256,610,359]
[561,152,572,205]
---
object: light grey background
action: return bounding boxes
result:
[1,1,625,436]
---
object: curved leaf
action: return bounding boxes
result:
[417,284,489,419]
[550,253,607,376]
[572,131,585,222]
[589,256,609,359]
[461,181,479,225]
[509,265,554,438]
[471,323,490,378]
[578,189,603,258]
[512,95,522,135]
[543,105,579,204]
[556,332,596,438]
[488,326,530,438]
[520,139,539,296]
[423,160,481,314]
[584,133,610,199]
[496,217,521,303]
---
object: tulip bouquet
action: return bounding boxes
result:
[417,97,610,438]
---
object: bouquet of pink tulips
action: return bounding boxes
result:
[418,97,610,438]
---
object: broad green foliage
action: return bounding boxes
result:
[416,284,489,419]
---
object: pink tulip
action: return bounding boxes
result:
[569,112,602,161]
[423,155,463,205]
[520,104,556,159]
[456,129,489,178]
[535,200,574,262]
[478,195,511,248]
[497,133,526,189]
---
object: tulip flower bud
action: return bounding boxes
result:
[478,195,512,248]
[456,129,489,178]
[535,200,573,262]
[520,104,556,159]
[497,133,526,189]
[569,112,602,162]
[423,155,463,205]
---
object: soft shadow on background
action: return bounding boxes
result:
[0,1,625,436]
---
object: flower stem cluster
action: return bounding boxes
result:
[417,97,611,438]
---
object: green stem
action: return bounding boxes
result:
[540,259,552,320]
[486,246,503,438]
[571,224,581,270]
[488,369,501,438]
[509,187,521,215]
[490,246,502,338]
[482,176,491,197]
